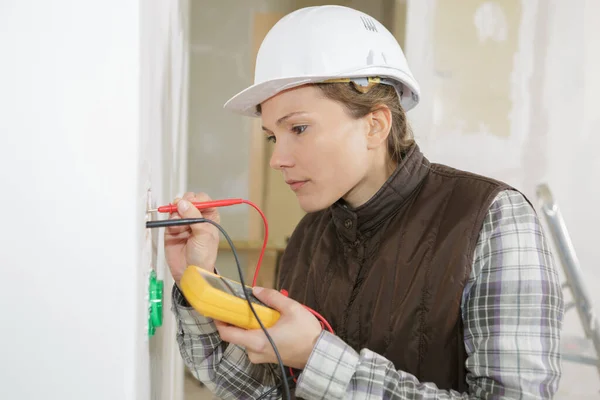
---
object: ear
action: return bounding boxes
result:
[365,105,392,150]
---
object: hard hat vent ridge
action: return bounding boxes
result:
[360,16,378,32]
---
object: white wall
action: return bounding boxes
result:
[142,1,189,399]
[405,0,600,397]
[0,1,188,399]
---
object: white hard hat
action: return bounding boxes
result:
[223,5,420,117]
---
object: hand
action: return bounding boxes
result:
[164,192,220,286]
[215,287,323,370]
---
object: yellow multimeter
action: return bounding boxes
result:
[179,266,281,330]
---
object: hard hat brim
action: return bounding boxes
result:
[223,76,331,117]
[223,68,420,118]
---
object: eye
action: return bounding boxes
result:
[292,125,307,134]
[265,135,276,143]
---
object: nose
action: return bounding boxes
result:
[269,140,294,170]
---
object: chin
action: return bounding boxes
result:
[296,194,335,213]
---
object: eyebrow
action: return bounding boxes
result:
[262,111,308,132]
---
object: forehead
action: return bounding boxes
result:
[260,84,348,127]
[261,85,321,113]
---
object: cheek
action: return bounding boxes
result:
[310,134,368,184]
[331,130,369,169]
[293,133,368,211]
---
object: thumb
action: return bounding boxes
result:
[177,199,202,218]
[252,287,296,313]
[176,200,207,234]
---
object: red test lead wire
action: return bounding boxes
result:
[242,199,269,287]
[152,198,268,287]
[154,198,244,213]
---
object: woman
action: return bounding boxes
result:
[166,5,563,399]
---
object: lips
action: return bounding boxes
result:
[286,179,308,191]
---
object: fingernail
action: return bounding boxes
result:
[178,200,190,212]
[252,286,263,295]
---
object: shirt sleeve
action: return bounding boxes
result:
[295,190,564,399]
[172,285,284,399]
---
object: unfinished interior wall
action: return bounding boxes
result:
[405,0,600,397]
[188,0,296,280]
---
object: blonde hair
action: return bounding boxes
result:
[315,81,413,163]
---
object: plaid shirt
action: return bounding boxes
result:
[172,190,564,399]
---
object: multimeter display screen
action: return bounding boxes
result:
[201,272,269,307]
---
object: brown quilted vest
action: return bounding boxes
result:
[278,144,511,394]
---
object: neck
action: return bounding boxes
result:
[342,153,398,208]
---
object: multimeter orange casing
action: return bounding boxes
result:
[179,266,281,330]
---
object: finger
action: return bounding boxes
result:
[177,192,197,218]
[170,197,182,215]
[164,197,188,235]
[195,192,211,202]
[213,320,230,328]
[252,287,298,314]
[165,211,189,236]
[215,322,245,343]
[182,192,196,202]
[194,192,220,223]
[216,323,268,353]
[246,350,269,365]
[176,199,207,236]
[180,192,213,219]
